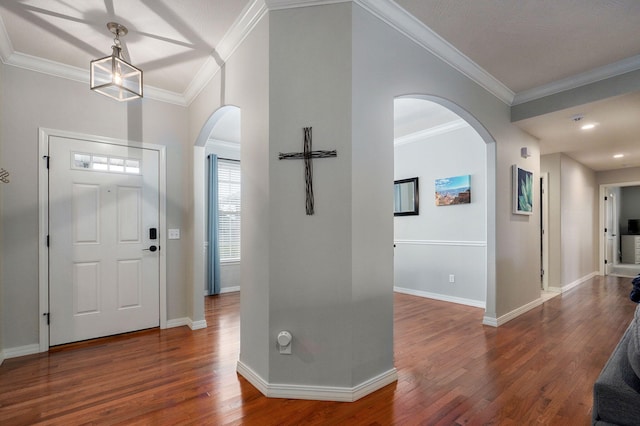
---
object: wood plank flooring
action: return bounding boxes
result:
[0,275,636,425]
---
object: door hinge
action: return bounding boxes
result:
[604,228,608,233]
[604,196,608,201]
[46,235,49,247]
[43,312,50,325]
[43,155,50,169]
[605,259,608,264]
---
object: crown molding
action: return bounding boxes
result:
[6,51,88,83]
[4,51,187,106]
[3,0,636,109]
[0,14,12,62]
[184,0,269,105]
[183,56,221,106]
[512,54,640,105]
[218,0,269,61]
[265,0,350,9]
[394,119,468,146]
[145,86,189,106]
[356,0,515,105]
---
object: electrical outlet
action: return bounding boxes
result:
[449,274,455,283]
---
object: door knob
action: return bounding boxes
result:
[143,245,158,252]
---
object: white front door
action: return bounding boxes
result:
[48,136,160,346]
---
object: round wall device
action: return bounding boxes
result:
[277,331,292,346]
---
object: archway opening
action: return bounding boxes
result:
[393,95,496,321]
[192,106,241,324]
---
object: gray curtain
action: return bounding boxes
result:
[207,154,221,295]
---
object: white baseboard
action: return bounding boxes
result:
[483,272,598,327]
[236,360,397,402]
[394,286,485,309]
[166,317,190,328]
[484,297,544,327]
[2,343,41,361]
[154,317,209,330]
[0,351,4,366]
[549,271,597,294]
[189,319,207,330]
[482,316,498,327]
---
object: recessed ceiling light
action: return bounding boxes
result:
[613,154,624,159]
[581,123,596,130]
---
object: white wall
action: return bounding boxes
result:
[394,125,487,306]
[0,65,189,350]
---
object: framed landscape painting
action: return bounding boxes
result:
[513,165,533,215]
[435,175,471,206]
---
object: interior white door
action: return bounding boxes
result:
[605,192,616,275]
[48,136,160,346]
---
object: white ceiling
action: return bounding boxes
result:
[1,0,639,171]
[0,0,251,94]
[396,0,640,93]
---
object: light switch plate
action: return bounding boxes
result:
[168,229,180,240]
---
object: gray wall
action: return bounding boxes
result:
[541,153,598,289]
[189,15,271,381]
[541,153,562,288]
[597,167,640,186]
[394,125,487,305]
[560,155,598,285]
[0,59,4,361]
[0,64,189,350]
[1,0,548,383]
[351,3,540,321]
[268,4,359,387]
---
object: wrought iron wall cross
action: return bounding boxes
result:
[278,127,337,215]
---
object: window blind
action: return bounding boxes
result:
[218,160,241,261]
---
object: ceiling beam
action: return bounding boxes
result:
[511,69,640,122]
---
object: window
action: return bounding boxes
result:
[218,160,241,261]
[73,152,141,175]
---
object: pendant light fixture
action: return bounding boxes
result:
[90,22,143,101]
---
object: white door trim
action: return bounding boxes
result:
[38,128,167,351]
[598,181,640,276]
[541,173,549,291]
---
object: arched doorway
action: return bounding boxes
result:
[394,95,497,322]
[192,105,241,325]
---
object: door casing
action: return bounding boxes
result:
[540,173,549,291]
[38,128,168,351]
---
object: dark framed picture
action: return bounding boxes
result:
[394,177,419,216]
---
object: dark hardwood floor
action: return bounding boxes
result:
[0,275,636,425]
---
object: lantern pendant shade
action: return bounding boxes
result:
[90,23,143,101]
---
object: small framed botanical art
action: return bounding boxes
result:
[513,165,533,215]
